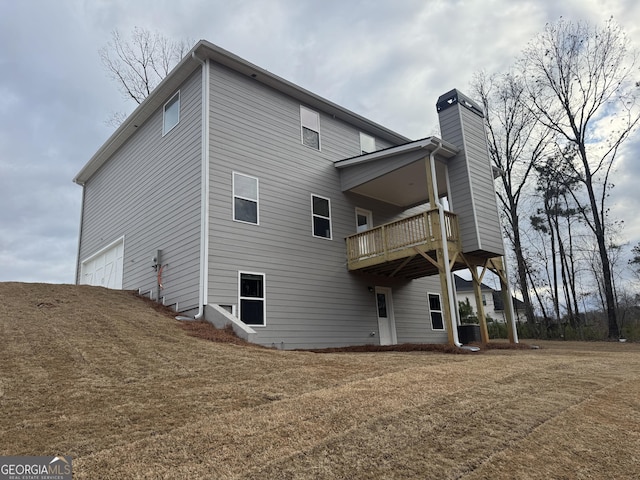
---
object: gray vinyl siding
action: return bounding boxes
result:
[78,70,203,310]
[393,278,449,343]
[438,104,504,256]
[206,62,444,348]
[460,106,504,255]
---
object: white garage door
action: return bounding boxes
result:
[80,238,124,289]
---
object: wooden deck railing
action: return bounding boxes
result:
[346,209,460,267]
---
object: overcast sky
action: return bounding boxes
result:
[1,0,639,285]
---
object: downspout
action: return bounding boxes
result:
[177,52,210,320]
[429,141,462,347]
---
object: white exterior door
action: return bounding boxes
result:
[375,286,397,345]
[356,208,373,257]
[80,238,124,289]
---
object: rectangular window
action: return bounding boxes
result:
[355,208,372,233]
[163,91,180,135]
[233,172,259,224]
[239,272,265,326]
[300,105,320,150]
[482,294,487,306]
[428,293,445,330]
[311,195,332,239]
[377,293,388,318]
[359,132,376,154]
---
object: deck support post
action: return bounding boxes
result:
[426,154,460,347]
[470,268,490,345]
[489,257,519,344]
[437,248,458,346]
[424,155,437,207]
[460,255,490,344]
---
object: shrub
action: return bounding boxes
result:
[488,321,507,339]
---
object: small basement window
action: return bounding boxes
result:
[239,272,265,326]
[163,91,180,135]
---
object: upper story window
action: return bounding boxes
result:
[233,172,259,224]
[300,106,320,150]
[359,132,376,154]
[163,91,180,135]
[311,194,332,239]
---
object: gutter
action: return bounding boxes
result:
[74,40,411,186]
[74,183,87,284]
[429,142,462,347]
[176,52,210,320]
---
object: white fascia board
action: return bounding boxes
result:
[73,52,202,185]
[334,137,458,169]
[74,40,412,185]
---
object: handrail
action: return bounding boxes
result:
[346,209,459,265]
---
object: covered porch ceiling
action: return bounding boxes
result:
[334,137,459,208]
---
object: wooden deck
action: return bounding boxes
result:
[345,210,462,279]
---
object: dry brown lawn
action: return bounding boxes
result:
[1,282,639,479]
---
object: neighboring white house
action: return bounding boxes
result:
[73,40,519,348]
[454,275,526,323]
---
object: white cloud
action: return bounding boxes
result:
[0,0,639,283]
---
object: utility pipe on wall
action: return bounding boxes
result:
[429,141,462,347]
[177,52,210,321]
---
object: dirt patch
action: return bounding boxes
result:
[175,317,526,354]
[177,320,258,346]
[301,343,472,354]
[1,282,639,479]
[483,341,536,350]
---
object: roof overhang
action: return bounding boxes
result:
[335,137,458,207]
[74,40,411,185]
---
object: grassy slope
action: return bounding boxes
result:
[0,282,639,479]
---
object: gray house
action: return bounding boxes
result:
[74,40,519,349]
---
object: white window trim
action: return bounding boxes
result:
[311,194,332,240]
[375,286,398,345]
[355,207,373,232]
[232,172,259,225]
[359,132,376,154]
[238,271,266,327]
[300,105,321,150]
[428,292,446,331]
[220,304,237,316]
[162,91,180,136]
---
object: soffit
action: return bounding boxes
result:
[336,138,458,207]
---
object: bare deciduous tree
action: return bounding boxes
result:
[531,153,583,331]
[100,27,193,105]
[472,71,551,325]
[630,243,640,282]
[519,18,640,339]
